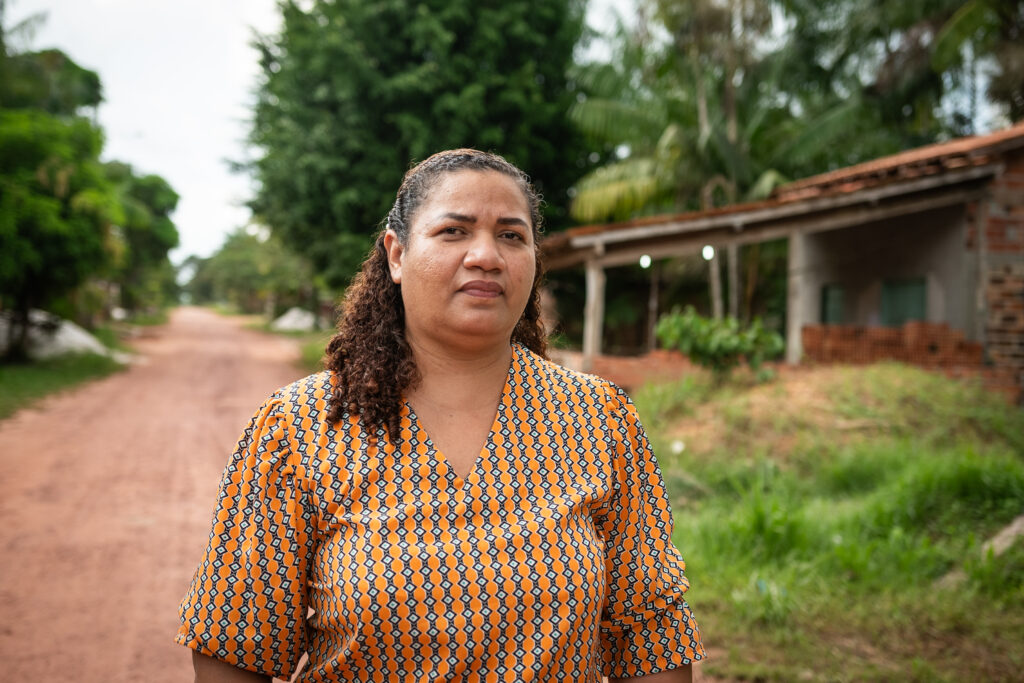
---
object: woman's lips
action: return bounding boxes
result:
[459,280,503,298]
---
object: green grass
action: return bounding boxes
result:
[243,319,333,375]
[91,324,134,353]
[298,331,333,374]
[636,363,1024,681]
[129,309,170,326]
[0,353,124,420]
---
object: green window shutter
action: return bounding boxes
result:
[821,284,844,324]
[881,278,926,326]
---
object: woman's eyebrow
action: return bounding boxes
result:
[440,212,476,223]
[438,212,528,228]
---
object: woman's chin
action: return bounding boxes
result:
[429,316,516,347]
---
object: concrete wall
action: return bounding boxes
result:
[799,205,974,337]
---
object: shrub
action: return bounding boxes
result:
[656,306,783,383]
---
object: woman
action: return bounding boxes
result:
[178,149,705,682]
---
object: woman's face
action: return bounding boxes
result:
[384,169,536,352]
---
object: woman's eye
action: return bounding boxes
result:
[500,231,525,241]
[441,226,463,236]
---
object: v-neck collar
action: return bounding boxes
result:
[402,344,520,489]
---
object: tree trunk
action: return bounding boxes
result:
[725,0,739,145]
[689,44,710,145]
[7,300,32,362]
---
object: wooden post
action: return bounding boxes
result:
[786,231,806,364]
[647,260,660,352]
[727,243,740,319]
[709,248,723,320]
[975,197,989,346]
[583,259,606,372]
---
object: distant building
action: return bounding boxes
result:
[544,123,1024,401]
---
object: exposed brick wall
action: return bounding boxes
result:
[986,262,1024,401]
[801,322,1020,402]
[966,151,1024,252]
[802,322,982,365]
[982,150,1024,401]
[961,150,1024,402]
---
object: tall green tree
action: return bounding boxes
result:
[568,0,1012,224]
[933,0,1024,121]
[184,227,314,316]
[0,12,179,356]
[103,162,181,311]
[249,0,591,287]
[0,110,120,356]
[569,1,798,222]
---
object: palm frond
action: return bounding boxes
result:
[570,158,664,223]
[746,169,789,201]
[932,0,994,71]
[568,98,667,147]
[768,98,863,167]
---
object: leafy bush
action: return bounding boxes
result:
[656,306,783,382]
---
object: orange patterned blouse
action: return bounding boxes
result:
[177,343,705,681]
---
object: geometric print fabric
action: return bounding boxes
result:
[176,343,705,681]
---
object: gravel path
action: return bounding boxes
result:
[0,307,305,682]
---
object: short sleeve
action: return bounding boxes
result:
[596,384,706,678]
[176,392,315,679]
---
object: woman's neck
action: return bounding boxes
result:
[405,334,513,408]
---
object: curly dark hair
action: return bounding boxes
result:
[324,149,548,439]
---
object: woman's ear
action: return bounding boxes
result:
[383,229,403,284]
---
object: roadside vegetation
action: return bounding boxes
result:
[0,353,124,420]
[253,323,332,376]
[636,364,1024,681]
[212,305,333,376]
[0,314,169,421]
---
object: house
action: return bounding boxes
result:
[542,122,1024,401]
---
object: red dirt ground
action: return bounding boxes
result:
[0,307,713,682]
[0,307,303,682]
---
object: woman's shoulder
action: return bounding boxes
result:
[516,344,629,409]
[264,370,337,418]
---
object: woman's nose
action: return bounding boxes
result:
[463,233,502,271]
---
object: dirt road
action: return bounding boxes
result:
[0,307,307,682]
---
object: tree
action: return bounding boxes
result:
[184,227,314,316]
[933,0,1024,122]
[0,47,102,115]
[563,0,1003,335]
[104,162,180,311]
[248,0,591,287]
[0,13,179,356]
[0,110,120,356]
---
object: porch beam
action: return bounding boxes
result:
[584,185,987,269]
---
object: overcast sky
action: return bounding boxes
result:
[8,0,621,264]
